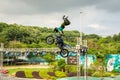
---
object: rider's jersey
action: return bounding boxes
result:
[57,26,64,32]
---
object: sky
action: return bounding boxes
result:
[0,0,120,36]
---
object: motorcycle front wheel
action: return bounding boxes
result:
[60,49,69,57]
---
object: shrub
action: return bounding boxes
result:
[57,59,66,71]
[92,71,114,77]
[110,73,115,78]
[65,65,76,72]
[65,65,83,73]
[55,71,66,78]
[103,72,112,77]
[87,68,96,76]
[24,70,33,78]
[92,71,100,77]
[40,71,56,80]
[111,69,118,73]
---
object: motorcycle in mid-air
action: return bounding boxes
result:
[46,33,71,57]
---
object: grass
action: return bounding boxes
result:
[8,68,52,75]
[8,68,56,79]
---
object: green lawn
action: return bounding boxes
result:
[8,67,67,80]
[8,68,51,75]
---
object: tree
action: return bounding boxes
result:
[43,52,55,63]
[85,34,100,40]
[0,22,9,32]
[5,26,19,41]
[57,59,66,72]
[112,33,120,42]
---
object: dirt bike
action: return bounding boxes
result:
[46,33,71,57]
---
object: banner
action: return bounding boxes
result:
[106,54,120,72]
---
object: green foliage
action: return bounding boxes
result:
[58,59,66,68]
[87,47,98,54]
[103,72,112,77]
[65,65,83,72]
[92,71,112,77]
[92,71,100,77]
[55,71,66,78]
[0,22,120,56]
[0,22,9,32]
[113,34,120,42]
[27,52,34,58]
[111,69,119,73]
[85,34,100,40]
[96,52,104,59]
[8,41,27,48]
[65,65,77,72]
[27,43,41,48]
[57,59,66,71]
[43,52,55,63]
[24,70,33,78]
[40,71,56,80]
[8,68,49,76]
[87,68,96,74]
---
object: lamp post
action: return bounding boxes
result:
[76,12,88,80]
[76,12,83,80]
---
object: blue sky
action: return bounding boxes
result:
[0,0,120,36]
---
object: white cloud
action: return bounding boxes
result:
[88,24,107,30]
[0,0,120,36]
